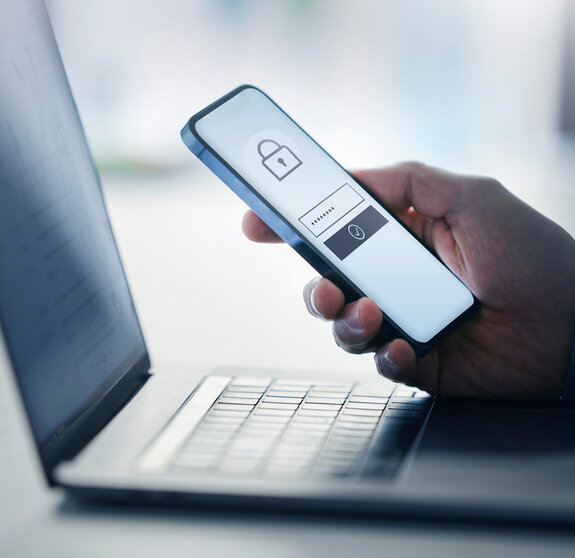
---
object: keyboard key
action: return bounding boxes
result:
[243,421,287,430]
[345,402,388,410]
[348,396,390,404]
[209,410,252,418]
[271,384,311,393]
[327,434,371,445]
[308,390,350,398]
[274,446,319,457]
[218,396,261,405]
[298,409,339,418]
[213,403,255,412]
[284,424,329,435]
[334,426,377,437]
[322,455,364,467]
[341,408,382,417]
[301,403,342,412]
[235,433,281,444]
[393,385,419,397]
[324,445,368,457]
[391,396,418,403]
[269,452,316,465]
[315,381,353,388]
[190,436,233,447]
[227,443,270,455]
[337,414,380,424]
[224,387,267,396]
[203,415,247,424]
[253,408,295,417]
[352,385,394,397]
[282,428,328,439]
[266,390,308,398]
[289,415,333,426]
[249,415,292,424]
[306,396,347,405]
[258,402,300,411]
[231,432,276,444]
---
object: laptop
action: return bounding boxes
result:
[2,0,574,525]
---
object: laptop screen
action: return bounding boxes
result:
[0,0,148,448]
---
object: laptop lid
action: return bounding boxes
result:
[0,0,150,480]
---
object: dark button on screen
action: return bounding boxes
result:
[324,206,388,260]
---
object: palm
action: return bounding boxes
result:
[404,185,575,398]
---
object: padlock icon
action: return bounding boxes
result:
[257,139,302,181]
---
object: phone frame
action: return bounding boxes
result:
[181,84,480,356]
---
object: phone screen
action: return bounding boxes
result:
[193,87,474,344]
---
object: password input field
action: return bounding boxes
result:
[298,183,364,237]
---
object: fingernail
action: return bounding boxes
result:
[307,278,322,318]
[376,345,399,379]
[346,303,364,334]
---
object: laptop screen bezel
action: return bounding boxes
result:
[0,0,152,483]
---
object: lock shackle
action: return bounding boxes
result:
[257,139,281,159]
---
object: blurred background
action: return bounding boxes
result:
[41,0,575,370]
[46,0,574,171]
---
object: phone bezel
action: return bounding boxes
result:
[183,84,480,355]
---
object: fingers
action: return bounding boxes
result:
[304,276,440,392]
[374,339,418,384]
[303,277,345,320]
[353,162,476,222]
[303,278,382,353]
[241,210,283,243]
[374,339,440,394]
[332,298,383,354]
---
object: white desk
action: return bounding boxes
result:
[2,153,575,556]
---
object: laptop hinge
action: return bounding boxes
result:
[41,354,151,485]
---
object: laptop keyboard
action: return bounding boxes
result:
[167,377,432,480]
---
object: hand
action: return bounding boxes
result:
[242,162,575,399]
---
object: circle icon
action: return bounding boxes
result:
[348,224,365,240]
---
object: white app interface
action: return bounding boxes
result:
[195,88,474,342]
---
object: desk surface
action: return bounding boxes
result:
[2,150,575,556]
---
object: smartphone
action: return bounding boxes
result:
[181,85,479,356]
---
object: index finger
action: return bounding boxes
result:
[241,210,284,243]
[353,162,471,221]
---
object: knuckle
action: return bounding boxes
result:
[462,175,505,204]
[473,175,503,191]
[399,160,428,173]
